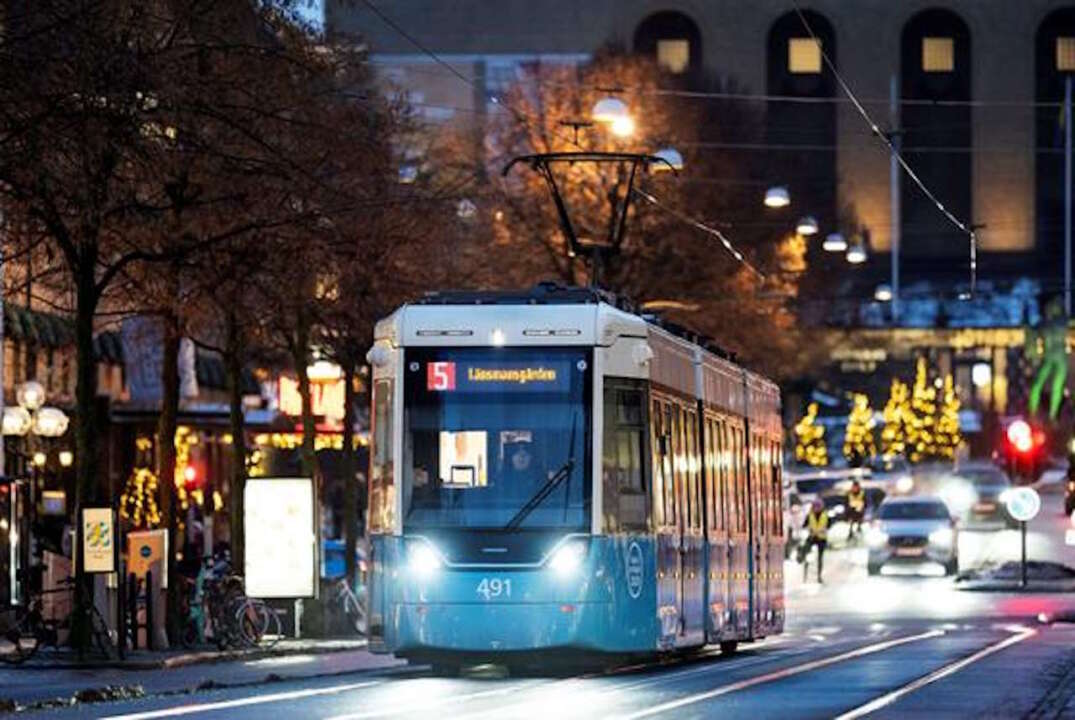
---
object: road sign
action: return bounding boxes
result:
[1005,486,1041,522]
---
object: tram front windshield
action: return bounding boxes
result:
[403,347,591,531]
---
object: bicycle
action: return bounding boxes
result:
[0,579,114,664]
[330,577,367,635]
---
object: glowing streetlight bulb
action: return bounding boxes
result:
[764,186,790,208]
[796,216,819,236]
[610,115,635,137]
[874,284,893,302]
[822,233,848,252]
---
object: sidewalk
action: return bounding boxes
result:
[14,637,371,670]
[1,638,405,713]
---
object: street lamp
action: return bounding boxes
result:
[796,216,819,236]
[874,284,893,302]
[764,186,790,208]
[591,96,634,138]
[652,147,685,173]
[846,236,868,264]
[822,233,848,252]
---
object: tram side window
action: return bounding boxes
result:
[772,440,783,536]
[369,378,395,533]
[603,381,648,531]
[667,404,681,527]
[685,409,701,531]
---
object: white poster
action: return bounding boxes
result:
[244,478,317,598]
[81,507,115,574]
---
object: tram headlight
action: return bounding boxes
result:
[407,542,442,577]
[896,476,914,494]
[548,539,587,576]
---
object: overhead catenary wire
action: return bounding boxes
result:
[634,188,766,280]
[791,2,978,295]
[360,0,771,281]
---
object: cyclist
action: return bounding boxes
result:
[799,498,829,583]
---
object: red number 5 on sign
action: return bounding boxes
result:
[427,362,456,391]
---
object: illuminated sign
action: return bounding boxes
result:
[278,376,344,421]
[244,478,317,598]
[467,367,557,384]
[425,361,570,393]
[81,507,115,574]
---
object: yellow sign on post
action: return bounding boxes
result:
[81,507,115,574]
[126,529,168,583]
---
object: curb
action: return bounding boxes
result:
[12,639,368,671]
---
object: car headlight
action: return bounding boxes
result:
[866,527,889,548]
[829,504,846,517]
[548,539,587,576]
[998,489,1013,504]
[929,527,954,546]
[896,476,914,494]
[407,542,442,577]
[940,483,976,513]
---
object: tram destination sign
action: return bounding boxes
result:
[426,360,579,393]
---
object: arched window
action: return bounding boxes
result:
[900,9,972,260]
[1035,8,1075,259]
[633,11,702,76]
[766,11,837,265]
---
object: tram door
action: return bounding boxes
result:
[651,399,680,643]
[705,415,733,638]
[680,408,705,644]
[730,424,751,636]
[750,435,770,634]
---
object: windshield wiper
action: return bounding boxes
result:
[503,413,577,531]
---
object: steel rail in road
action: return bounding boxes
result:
[833,625,1038,719]
[614,630,946,720]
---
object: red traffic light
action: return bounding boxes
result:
[183,464,200,489]
[1007,419,1033,454]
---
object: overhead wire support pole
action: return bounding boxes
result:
[1065,75,1072,318]
[791,1,978,295]
[889,74,901,324]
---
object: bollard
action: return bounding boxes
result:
[146,570,154,651]
[127,574,138,650]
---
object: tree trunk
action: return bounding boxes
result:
[157,304,182,645]
[293,306,316,479]
[226,309,247,572]
[71,256,100,652]
[341,348,358,587]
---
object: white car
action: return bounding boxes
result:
[866,496,960,576]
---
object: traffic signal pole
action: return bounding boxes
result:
[1021,520,1028,588]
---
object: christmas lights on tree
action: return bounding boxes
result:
[881,378,912,459]
[907,357,937,463]
[120,437,161,528]
[795,401,828,467]
[934,372,962,459]
[843,393,877,467]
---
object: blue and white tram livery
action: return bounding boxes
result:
[364,285,784,664]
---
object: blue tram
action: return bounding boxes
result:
[364,285,784,665]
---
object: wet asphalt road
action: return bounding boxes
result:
[11,483,1075,719]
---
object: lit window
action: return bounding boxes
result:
[1058,37,1075,72]
[922,37,954,72]
[788,37,821,74]
[656,39,690,74]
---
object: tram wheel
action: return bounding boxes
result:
[719,640,738,656]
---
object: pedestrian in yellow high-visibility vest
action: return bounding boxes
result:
[846,480,867,540]
[799,499,829,583]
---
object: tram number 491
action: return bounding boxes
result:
[476,578,512,600]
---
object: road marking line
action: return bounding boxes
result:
[832,626,1037,720]
[322,683,540,720]
[100,681,382,720]
[613,630,944,720]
